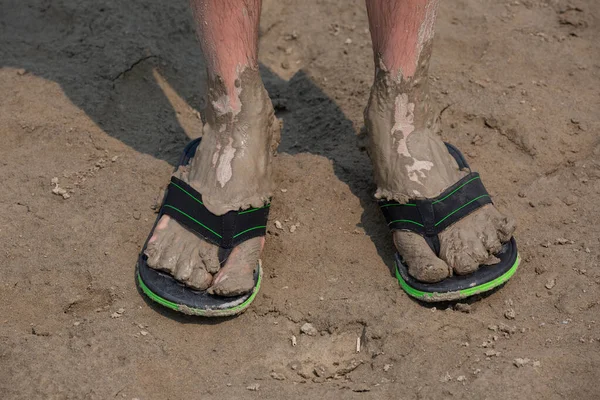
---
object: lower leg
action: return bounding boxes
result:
[145,0,279,296]
[189,0,279,215]
[365,0,515,282]
[365,0,463,202]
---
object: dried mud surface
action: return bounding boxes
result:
[1,0,599,399]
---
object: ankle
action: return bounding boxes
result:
[365,70,464,202]
[187,68,281,215]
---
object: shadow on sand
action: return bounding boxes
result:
[1,0,398,321]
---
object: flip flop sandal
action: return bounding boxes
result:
[136,138,270,317]
[379,143,520,302]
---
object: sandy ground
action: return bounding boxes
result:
[1,0,599,398]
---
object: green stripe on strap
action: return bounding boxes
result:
[163,205,222,238]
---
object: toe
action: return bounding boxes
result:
[145,231,175,271]
[173,243,198,283]
[393,231,451,283]
[144,240,160,267]
[208,238,263,296]
[480,228,502,255]
[440,229,488,276]
[484,204,516,242]
[186,266,213,290]
[208,269,256,297]
[198,241,220,274]
[157,235,184,273]
[495,214,516,243]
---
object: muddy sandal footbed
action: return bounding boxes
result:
[136,138,269,317]
[379,143,520,302]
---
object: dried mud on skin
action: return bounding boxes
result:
[1,0,599,399]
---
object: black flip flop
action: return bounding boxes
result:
[379,143,519,302]
[136,138,270,316]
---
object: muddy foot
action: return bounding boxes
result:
[365,61,516,283]
[393,204,516,282]
[145,215,263,295]
[144,68,280,296]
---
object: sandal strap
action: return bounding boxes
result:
[162,177,270,249]
[379,172,492,237]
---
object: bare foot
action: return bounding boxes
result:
[144,68,280,296]
[365,64,516,283]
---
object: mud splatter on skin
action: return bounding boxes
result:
[211,70,244,117]
[189,67,281,215]
[145,66,279,296]
[145,1,276,297]
[365,33,516,282]
[391,93,414,157]
[391,93,434,184]
[216,137,235,187]
[415,0,438,74]
[365,40,465,203]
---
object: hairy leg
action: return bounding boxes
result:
[365,0,515,282]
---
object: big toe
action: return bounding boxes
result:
[208,237,263,297]
[145,231,176,273]
[208,273,256,297]
[440,228,489,275]
[393,231,451,283]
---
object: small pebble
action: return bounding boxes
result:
[270,372,286,381]
[246,383,260,391]
[504,308,516,320]
[300,323,317,336]
[545,279,556,290]
[555,238,574,245]
[498,323,517,334]
[275,220,283,230]
[563,194,578,206]
[513,358,530,367]
[441,372,452,382]
[51,185,71,199]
